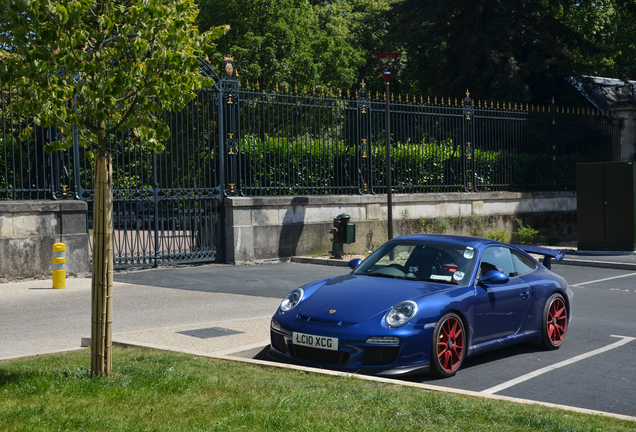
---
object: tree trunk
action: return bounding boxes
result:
[91,152,113,376]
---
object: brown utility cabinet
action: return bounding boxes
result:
[577,162,636,251]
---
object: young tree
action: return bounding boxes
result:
[0,0,224,375]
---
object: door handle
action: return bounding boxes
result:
[520,290,530,300]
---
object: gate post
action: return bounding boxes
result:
[463,90,475,191]
[357,81,373,194]
[549,97,558,190]
[218,55,240,197]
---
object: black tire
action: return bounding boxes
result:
[540,293,568,350]
[431,312,466,378]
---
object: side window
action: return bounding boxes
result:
[480,246,515,277]
[511,250,537,276]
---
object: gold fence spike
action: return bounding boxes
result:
[398,94,401,102]
[497,101,500,109]
[295,84,298,94]
[427,96,430,104]
[347,89,350,98]
[435,96,438,105]
[420,95,424,104]
[313,87,316,95]
[455,98,458,106]
[339,89,342,97]
[275,83,279,93]
[256,82,260,91]
[245,80,250,89]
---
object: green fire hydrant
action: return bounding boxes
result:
[329,214,356,259]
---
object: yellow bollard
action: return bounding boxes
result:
[52,243,66,289]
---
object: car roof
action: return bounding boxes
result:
[391,234,492,248]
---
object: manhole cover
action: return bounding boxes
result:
[177,327,244,339]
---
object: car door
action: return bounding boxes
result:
[472,246,532,345]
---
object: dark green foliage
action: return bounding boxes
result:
[238,136,584,195]
[388,0,593,103]
[196,0,364,91]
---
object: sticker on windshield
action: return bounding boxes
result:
[464,248,474,259]
[453,271,465,282]
[430,275,452,282]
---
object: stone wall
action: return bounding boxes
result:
[0,200,89,279]
[224,191,576,264]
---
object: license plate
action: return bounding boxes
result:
[293,332,338,351]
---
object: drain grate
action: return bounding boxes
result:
[177,327,245,339]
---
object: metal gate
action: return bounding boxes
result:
[87,86,226,268]
[0,60,232,269]
[81,61,233,268]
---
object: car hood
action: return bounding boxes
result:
[296,274,451,324]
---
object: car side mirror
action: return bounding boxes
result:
[347,258,362,269]
[480,270,509,284]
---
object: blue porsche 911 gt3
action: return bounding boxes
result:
[269,234,572,378]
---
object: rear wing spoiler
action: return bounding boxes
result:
[512,245,565,270]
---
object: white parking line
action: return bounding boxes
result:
[481,335,636,395]
[570,273,636,287]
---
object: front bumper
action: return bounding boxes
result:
[268,318,433,377]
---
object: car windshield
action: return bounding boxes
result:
[353,240,478,286]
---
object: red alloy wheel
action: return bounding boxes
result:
[437,315,464,373]
[547,297,567,345]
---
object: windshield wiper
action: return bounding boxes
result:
[413,277,457,285]
[366,273,401,279]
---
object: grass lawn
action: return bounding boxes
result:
[0,347,633,431]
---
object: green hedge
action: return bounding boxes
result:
[237,136,592,194]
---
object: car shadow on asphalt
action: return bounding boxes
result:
[403,343,544,383]
[231,343,545,385]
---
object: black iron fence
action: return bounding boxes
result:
[0,61,621,267]
[235,87,619,196]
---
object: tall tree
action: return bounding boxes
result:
[389,0,595,103]
[196,0,363,91]
[311,0,402,94]
[544,0,636,77]
[0,0,223,375]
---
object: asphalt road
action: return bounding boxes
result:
[2,262,635,417]
[118,263,636,417]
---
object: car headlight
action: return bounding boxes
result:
[280,288,304,313]
[385,300,418,328]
